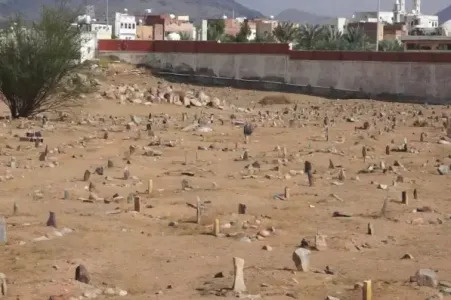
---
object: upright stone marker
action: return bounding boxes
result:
[196,197,202,224]
[232,257,247,293]
[46,212,57,228]
[75,265,90,284]
[83,170,91,182]
[385,145,390,155]
[238,203,247,214]
[0,217,7,244]
[413,189,418,200]
[148,179,153,195]
[292,248,311,272]
[402,191,408,205]
[213,219,220,237]
[284,187,290,199]
[134,197,141,212]
[0,272,6,296]
[363,280,372,300]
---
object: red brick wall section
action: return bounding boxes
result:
[97,40,451,63]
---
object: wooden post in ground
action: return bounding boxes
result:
[362,280,372,300]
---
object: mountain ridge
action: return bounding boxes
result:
[437,4,451,23]
[0,0,263,23]
[276,8,329,25]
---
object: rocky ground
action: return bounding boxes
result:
[0,62,450,300]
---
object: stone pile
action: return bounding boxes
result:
[102,83,226,109]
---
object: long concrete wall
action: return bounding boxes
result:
[98,41,451,104]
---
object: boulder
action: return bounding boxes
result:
[411,269,438,287]
[438,165,449,175]
[292,248,311,272]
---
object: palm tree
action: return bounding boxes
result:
[296,24,325,50]
[272,22,298,43]
[179,32,192,41]
[254,31,276,43]
[207,19,225,41]
[342,26,371,50]
[312,25,345,50]
[235,21,251,43]
[378,40,404,52]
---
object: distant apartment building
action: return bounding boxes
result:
[325,17,348,33]
[91,23,112,40]
[401,35,451,51]
[347,22,384,43]
[383,23,407,40]
[136,25,154,40]
[114,12,137,40]
[255,19,278,39]
[145,14,194,40]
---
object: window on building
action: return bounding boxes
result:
[132,24,136,29]
[121,23,124,28]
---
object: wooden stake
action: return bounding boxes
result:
[362,280,372,300]
[402,191,408,205]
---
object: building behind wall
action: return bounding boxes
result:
[347,22,384,43]
[114,12,137,40]
[145,14,194,40]
[136,25,154,40]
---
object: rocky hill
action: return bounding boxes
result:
[0,0,263,23]
[276,8,328,25]
[438,4,451,23]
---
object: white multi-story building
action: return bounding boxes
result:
[325,17,348,33]
[114,12,137,40]
[91,24,112,40]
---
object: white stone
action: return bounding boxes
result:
[292,248,310,272]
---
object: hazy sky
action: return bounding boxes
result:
[237,0,449,17]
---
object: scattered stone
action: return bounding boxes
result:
[0,273,6,297]
[411,269,438,287]
[401,253,414,260]
[292,248,310,272]
[46,212,57,227]
[325,296,340,300]
[75,264,90,284]
[0,217,6,244]
[214,272,224,278]
[438,165,449,175]
[426,294,443,300]
[315,234,327,251]
[262,245,273,251]
[238,203,247,214]
[258,230,271,237]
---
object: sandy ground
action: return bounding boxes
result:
[0,63,450,300]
